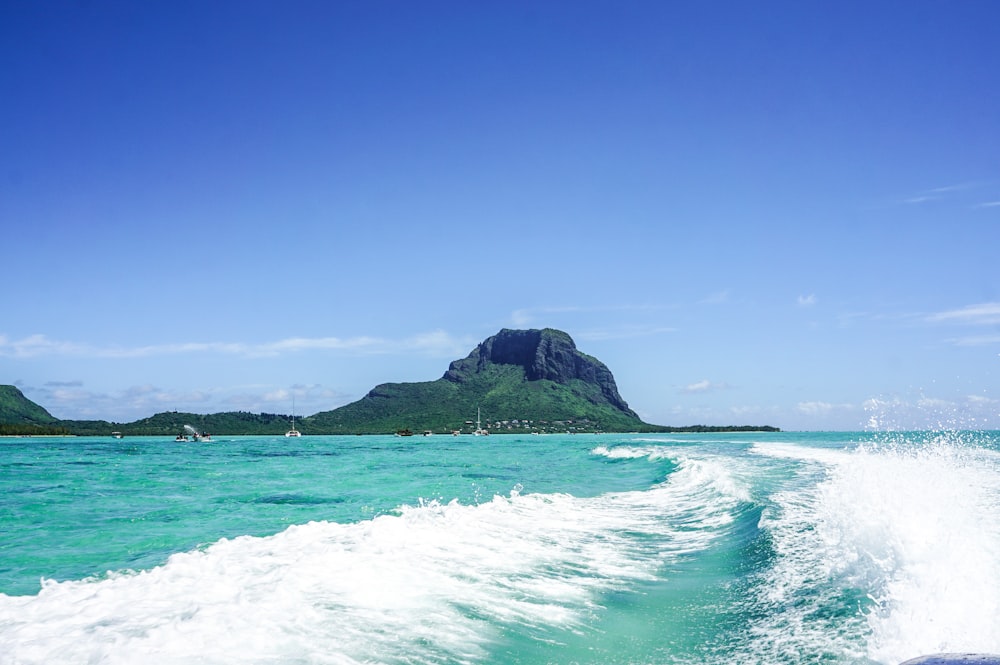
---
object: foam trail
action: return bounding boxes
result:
[592,444,660,460]
[0,461,747,665]
[750,436,1000,665]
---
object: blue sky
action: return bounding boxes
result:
[2,1,998,431]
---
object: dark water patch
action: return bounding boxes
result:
[243,449,342,459]
[254,493,346,506]
[462,472,514,480]
[5,483,67,494]
[246,450,304,458]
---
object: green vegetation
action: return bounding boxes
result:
[305,364,656,434]
[0,383,778,436]
[0,385,67,434]
[0,423,72,436]
[0,385,59,425]
[60,411,297,437]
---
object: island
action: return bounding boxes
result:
[0,328,779,436]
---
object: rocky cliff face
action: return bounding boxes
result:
[443,328,637,416]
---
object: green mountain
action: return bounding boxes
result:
[0,385,59,424]
[0,328,779,435]
[0,385,70,435]
[306,328,659,434]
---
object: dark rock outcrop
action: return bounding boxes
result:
[444,328,637,416]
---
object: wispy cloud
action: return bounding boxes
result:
[510,304,666,328]
[797,294,817,307]
[899,181,981,206]
[904,195,940,205]
[926,302,1000,326]
[26,380,356,421]
[943,335,1000,347]
[510,307,583,327]
[681,379,730,394]
[701,290,732,305]
[928,183,979,194]
[974,201,1000,209]
[576,325,676,342]
[796,401,855,415]
[0,330,473,360]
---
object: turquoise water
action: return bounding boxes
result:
[2,431,999,664]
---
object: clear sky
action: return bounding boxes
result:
[2,1,998,431]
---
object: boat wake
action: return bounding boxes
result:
[0,460,749,664]
[747,435,1000,665]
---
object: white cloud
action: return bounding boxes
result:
[917,396,954,409]
[681,380,729,394]
[0,334,91,357]
[729,405,763,417]
[0,331,474,360]
[797,294,817,307]
[796,401,855,415]
[944,335,1000,347]
[927,302,1000,325]
[975,201,1000,208]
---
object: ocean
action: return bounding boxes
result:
[1,430,999,664]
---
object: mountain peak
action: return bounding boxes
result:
[443,328,636,416]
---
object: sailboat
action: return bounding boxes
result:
[473,407,489,436]
[285,397,302,437]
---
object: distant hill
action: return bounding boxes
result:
[60,411,293,437]
[0,328,780,435]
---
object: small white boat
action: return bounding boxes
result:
[111,432,123,439]
[285,398,302,437]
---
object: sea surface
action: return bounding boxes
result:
[2,430,999,664]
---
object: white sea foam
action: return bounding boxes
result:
[746,436,1000,665]
[591,444,674,460]
[0,462,749,665]
[749,440,852,465]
